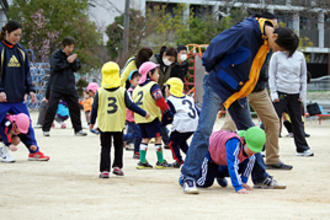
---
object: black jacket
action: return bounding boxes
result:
[170,61,188,82]
[0,41,35,102]
[49,49,81,93]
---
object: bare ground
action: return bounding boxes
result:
[0,112,330,220]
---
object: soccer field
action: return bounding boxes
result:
[1,112,330,220]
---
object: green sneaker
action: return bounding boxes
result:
[155,160,172,169]
[136,161,153,169]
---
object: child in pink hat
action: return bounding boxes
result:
[0,113,44,163]
[132,61,173,169]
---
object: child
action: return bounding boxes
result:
[86,82,99,134]
[132,61,173,169]
[189,127,269,194]
[0,113,38,163]
[123,70,142,159]
[163,77,199,168]
[80,91,93,126]
[90,61,149,178]
[54,101,70,129]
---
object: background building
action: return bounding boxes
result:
[143,0,330,77]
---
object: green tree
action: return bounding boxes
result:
[8,0,103,70]
[105,9,146,65]
[106,4,247,63]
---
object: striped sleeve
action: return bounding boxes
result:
[241,155,255,184]
[225,138,243,192]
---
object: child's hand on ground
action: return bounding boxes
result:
[145,113,150,119]
[9,145,18,151]
[237,188,249,194]
[90,124,94,130]
[242,183,252,191]
[30,145,37,151]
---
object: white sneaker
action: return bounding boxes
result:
[34,124,42,128]
[0,145,15,163]
[296,149,314,157]
[125,143,134,151]
[253,176,286,189]
[183,179,199,194]
[43,131,50,137]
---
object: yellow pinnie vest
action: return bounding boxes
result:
[97,87,126,132]
[133,81,161,124]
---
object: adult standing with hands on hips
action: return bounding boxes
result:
[0,20,49,162]
[42,37,87,137]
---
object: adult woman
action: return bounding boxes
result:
[0,20,49,162]
[120,47,153,89]
[268,28,313,157]
[150,46,177,92]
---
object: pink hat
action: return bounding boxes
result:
[86,82,99,94]
[138,61,159,84]
[7,113,30,134]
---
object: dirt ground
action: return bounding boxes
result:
[1,112,330,220]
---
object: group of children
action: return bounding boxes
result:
[89,60,201,178]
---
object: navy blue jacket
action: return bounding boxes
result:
[0,41,35,102]
[203,17,271,109]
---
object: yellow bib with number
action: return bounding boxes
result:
[133,81,161,124]
[97,87,126,132]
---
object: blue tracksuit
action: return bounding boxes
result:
[196,138,255,192]
[0,41,38,153]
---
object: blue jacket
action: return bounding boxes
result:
[0,41,35,102]
[203,17,272,109]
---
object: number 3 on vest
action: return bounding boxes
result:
[107,97,118,114]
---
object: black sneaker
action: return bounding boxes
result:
[171,160,184,168]
[266,162,293,170]
[136,161,153,169]
[155,160,172,169]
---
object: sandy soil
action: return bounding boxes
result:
[0,112,330,220]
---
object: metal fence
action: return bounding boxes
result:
[307,75,330,91]
[25,63,50,111]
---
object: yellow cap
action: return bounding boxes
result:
[164,77,185,97]
[101,61,120,88]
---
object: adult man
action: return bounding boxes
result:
[180,13,298,194]
[42,37,87,137]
